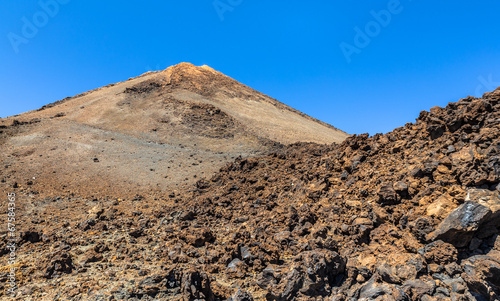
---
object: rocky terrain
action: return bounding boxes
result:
[0,63,347,198]
[0,73,499,300]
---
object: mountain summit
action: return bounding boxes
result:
[1,68,500,300]
[0,63,348,197]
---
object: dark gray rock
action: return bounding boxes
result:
[435,286,450,297]
[256,266,278,289]
[356,276,409,301]
[267,250,345,300]
[375,254,426,285]
[228,258,242,269]
[401,279,435,299]
[461,251,500,300]
[240,246,253,260]
[228,288,253,301]
[427,189,500,248]
[181,270,214,301]
[443,277,467,294]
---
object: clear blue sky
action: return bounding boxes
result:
[1,1,499,135]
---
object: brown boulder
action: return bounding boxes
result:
[426,194,458,219]
[184,228,215,247]
[419,240,458,265]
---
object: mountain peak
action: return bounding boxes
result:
[163,62,217,76]
[0,63,348,197]
[149,62,228,92]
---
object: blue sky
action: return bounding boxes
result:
[1,1,499,135]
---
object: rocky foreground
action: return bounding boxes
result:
[1,88,500,300]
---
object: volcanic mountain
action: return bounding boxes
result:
[0,63,348,198]
[3,67,499,301]
[4,87,496,301]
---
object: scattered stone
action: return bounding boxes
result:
[419,240,458,265]
[41,249,74,279]
[377,183,399,205]
[267,250,345,299]
[356,276,408,300]
[181,270,214,301]
[256,266,279,289]
[228,288,253,301]
[184,228,214,247]
[402,279,436,299]
[240,246,253,260]
[20,230,42,244]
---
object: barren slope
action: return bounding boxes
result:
[0,63,348,197]
[1,88,499,300]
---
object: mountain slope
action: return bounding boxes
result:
[2,87,499,300]
[0,63,348,197]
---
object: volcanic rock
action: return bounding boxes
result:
[1,73,500,300]
[427,189,500,247]
[0,63,348,199]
